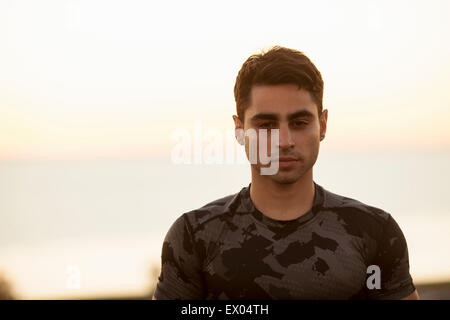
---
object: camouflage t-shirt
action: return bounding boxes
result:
[154,182,416,300]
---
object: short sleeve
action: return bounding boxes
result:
[366,215,416,299]
[153,214,206,299]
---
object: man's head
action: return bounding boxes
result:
[234,46,324,122]
[233,46,328,184]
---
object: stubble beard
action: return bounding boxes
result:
[269,158,308,185]
[253,155,313,185]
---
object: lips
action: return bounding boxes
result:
[276,157,299,168]
[277,157,298,162]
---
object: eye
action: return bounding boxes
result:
[258,122,277,129]
[292,121,308,128]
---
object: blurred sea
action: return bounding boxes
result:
[1,149,450,298]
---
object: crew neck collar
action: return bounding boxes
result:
[238,181,325,229]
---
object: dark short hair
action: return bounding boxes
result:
[234,46,324,121]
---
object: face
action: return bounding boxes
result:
[233,84,328,184]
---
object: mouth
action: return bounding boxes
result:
[278,157,298,162]
[276,157,299,168]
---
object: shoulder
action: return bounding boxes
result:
[171,188,243,235]
[162,189,243,261]
[319,186,417,299]
[318,185,394,238]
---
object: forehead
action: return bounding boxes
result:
[246,84,318,119]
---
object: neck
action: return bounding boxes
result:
[249,167,315,221]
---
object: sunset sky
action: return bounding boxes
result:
[1,0,450,299]
[1,0,450,161]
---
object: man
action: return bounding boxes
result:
[153,46,419,300]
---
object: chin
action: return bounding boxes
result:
[269,161,313,184]
[269,172,303,185]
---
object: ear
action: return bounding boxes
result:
[232,115,245,145]
[319,109,328,141]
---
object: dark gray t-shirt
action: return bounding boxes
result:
[154,182,416,299]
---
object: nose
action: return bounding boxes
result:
[277,122,294,150]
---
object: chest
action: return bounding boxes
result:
[202,223,370,299]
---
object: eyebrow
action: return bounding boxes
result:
[250,110,315,122]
